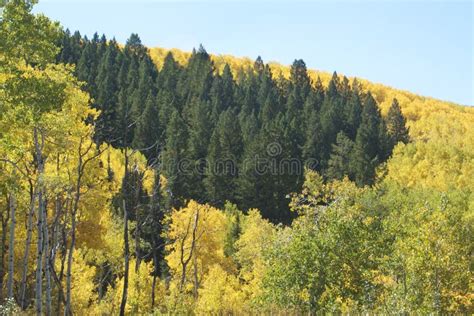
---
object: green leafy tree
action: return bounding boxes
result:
[0,0,61,67]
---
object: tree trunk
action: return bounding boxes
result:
[134,215,140,273]
[151,234,159,309]
[179,211,199,292]
[119,199,129,316]
[64,163,83,316]
[50,194,65,314]
[150,169,161,309]
[151,273,157,309]
[20,183,36,309]
[55,221,67,315]
[34,126,45,316]
[64,136,102,316]
[0,204,9,303]
[7,193,16,299]
[43,198,52,316]
[36,180,44,316]
[192,254,198,298]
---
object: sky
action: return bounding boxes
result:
[34,0,473,106]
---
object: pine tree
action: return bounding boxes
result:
[117,89,134,148]
[125,33,147,59]
[240,110,259,145]
[314,76,325,104]
[340,76,351,103]
[386,98,410,146]
[351,92,386,186]
[69,30,83,64]
[156,52,181,92]
[95,39,120,144]
[237,132,268,215]
[221,64,235,110]
[254,55,265,74]
[204,129,224,203]
[319,97,340,166]
[285,60,310,164]
[260,89,280,124]
[186,97,212,199]
[76,40,94,90]
[289,59,311,101]
[239,70,259,119]
[132,93,160,160]
[343,86,362,139]
[181,44,214,102]
[156,52,181,127]
[161,110,190,208]
[204,109,242,205]
[58,29,72,63]
[257,64,274,112]
[326,132,355,180]
[157,90,177,131]
[327,71,340,100]
[117,51,130,90]
[130,56,155,121]
[302,109,323,171]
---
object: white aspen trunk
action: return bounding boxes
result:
[119,198,129,316]
[120,147,130,316]
[7,193,15,299]
[64,162,82,316]
[34,127,45,316]
[43,199,52,316]
[20,184,36,309]
[0,206,9,302]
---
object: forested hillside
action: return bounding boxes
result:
[0,1,472,315]
[57,31,414,223]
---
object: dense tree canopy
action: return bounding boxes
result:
[0,1,472,314]
[56,30,409,223]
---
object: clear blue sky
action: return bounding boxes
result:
[34,0,473,105]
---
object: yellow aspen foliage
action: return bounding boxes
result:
[235,209,276,308]
[385,105,474,191]
[69,248,98,313]
[195,264,246,314]
[165,200,233,295]
[105,259,160,315]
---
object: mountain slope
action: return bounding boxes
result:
[150,46,474,191]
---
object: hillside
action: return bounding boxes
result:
[150,46,474,191]
[149,46,473,128]
[1,1,472,314]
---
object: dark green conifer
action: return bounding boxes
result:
[161,110,190,208]
[95,39,120,144]
[326,132,355,180]
[351,92,386,186]
[386,98,410,146]
[132,93,160,160]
